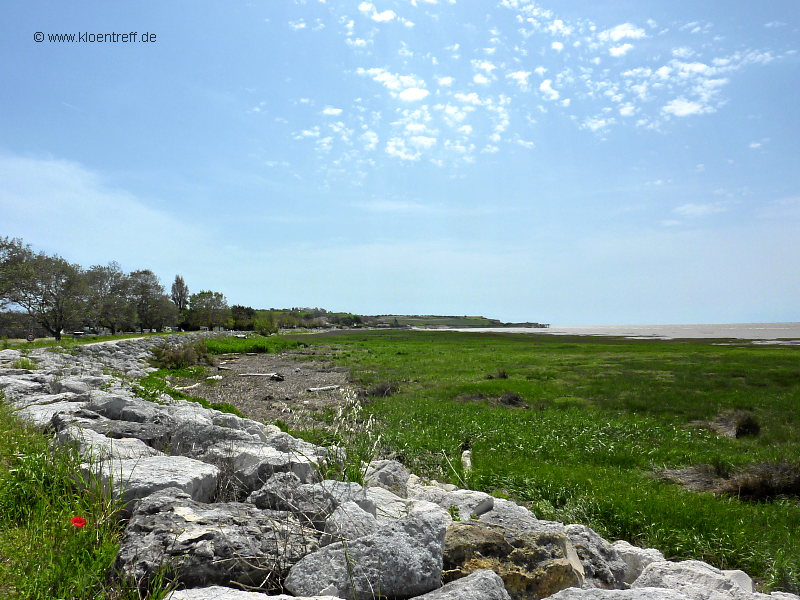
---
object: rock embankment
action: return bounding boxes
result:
[0,335,796,600]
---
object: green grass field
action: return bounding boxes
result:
[286,330,800,592]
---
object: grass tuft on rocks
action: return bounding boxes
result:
[0,398,174,599]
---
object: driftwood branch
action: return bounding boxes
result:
[307,385,340,392]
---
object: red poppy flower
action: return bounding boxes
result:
[70,516,87,528]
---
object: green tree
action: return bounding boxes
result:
[85,262,136,334]
[230,305,256,330]
[253,311,278,335]
[171,274,189,311]
[188,290,230,330]
[129,269,175,331]
[0,242,87,340]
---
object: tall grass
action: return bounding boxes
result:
[0,398,174,598]
[203,335,303,355]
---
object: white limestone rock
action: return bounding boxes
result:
[285,511,448,600]
[547,587,693,600]
[565,524,627,589]
[82,454,219,505]
[55,425,162,461]
[168,589,342,600]
[320,501,379,546]
[412,569,512,600]
[612,540,666,585]
[633,560,755,600]
[409,484,494,521]
[364,458,412,497]
[17,400,89,428]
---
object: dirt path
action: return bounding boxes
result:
[169,350,351,429]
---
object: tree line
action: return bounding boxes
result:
[0,237,233,340]
[0,237,366,341]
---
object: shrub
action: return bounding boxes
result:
[11,357,37,370]
[150,341,216,370]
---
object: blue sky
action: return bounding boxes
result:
[1,1,798,325]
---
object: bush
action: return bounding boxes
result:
[150,340,216,370]
[11,357,37,370]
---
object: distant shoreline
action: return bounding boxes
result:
[419,322,800,343]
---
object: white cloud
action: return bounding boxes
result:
[436,76,454,86]
[409,135,437,148]
[619,104,635,117]
[507,71,531,89]
[662,98,707,117]
[398,87,430,101]
[473,73,490,85]
[749,141,762,149]
[539,79,559,101]
[598,23,646,42]
[322,107,343,116]
[385,137,420,161]
[672,47,694,58]
[609,43,633,57]
[357,2,396,22]
[548,19,572,36]
[288,19,307,30]
[472,60,497,73]
[551,41,564,52]
[454,92,483,105]
[0,156,207,271]
[372,9,396,22]
[583,116,613,131]
[361,130,379,151]
[346,37,369,48]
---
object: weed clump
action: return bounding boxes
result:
[11,357,37,370]
[151,341,216,370]
[717,461,800,501]
[485,369,509,380]
[712,409,761,438]
[367,381,399,397]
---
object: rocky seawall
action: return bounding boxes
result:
[0,334,796,600]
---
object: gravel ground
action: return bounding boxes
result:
[167,350,351,429]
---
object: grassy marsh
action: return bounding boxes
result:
[287,330,800,591]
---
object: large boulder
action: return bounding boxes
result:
[115,488,319,591]
[53,408,175,451]
[284,511,447,599]
[83,455,219,506]
[87,390,168,424]
[547,588,692,600]
[412,569,512,600]
[168,588,343,600]
[247,472,337,527]
[632,560,759,600]
[409,484,494,521]
[364,459,412,497]
[443,521,584,600]
[320,501,379,546]
[564,524,626,589]
[479,498,566,535]
[55,425,162,460]
[611,540,666,585]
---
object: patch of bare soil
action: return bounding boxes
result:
[168,350,351,430]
